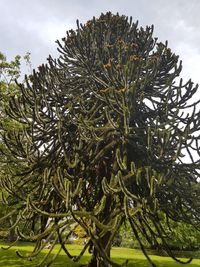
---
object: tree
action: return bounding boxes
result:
[117,216,200,251]
[0,52,31,241]
[1,12,200,267]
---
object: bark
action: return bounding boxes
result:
[87,233,112,267]
[7,227,16,242]
[7,217,17,242]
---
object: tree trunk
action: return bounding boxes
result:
[87,233,112,267]
[7,227,16,242]
[86,195,113,267]
[7,217,16,242]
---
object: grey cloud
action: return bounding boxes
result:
[0,0,199,83]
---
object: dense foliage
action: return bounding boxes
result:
[0,52,31,241]
[1,13,200,267]
[115,217,200,251]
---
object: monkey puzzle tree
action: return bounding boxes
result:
[1,12,200,267]
[0,52,31,241]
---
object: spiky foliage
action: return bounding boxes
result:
[1,13,200,267]
[0,52,32,242]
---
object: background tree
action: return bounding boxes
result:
[117,216,200,251]
[1,12,200,267]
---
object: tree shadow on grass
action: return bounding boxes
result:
[0,247,199,267]
[0,250,85,267]
[113,257,200,267]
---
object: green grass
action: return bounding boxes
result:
[0,242,199,266]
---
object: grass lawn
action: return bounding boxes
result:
[0,242,199,267]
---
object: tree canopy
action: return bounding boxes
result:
[0,51,32,241]
[1,12,200,267]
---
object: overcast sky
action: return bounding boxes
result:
[0,0,200,84]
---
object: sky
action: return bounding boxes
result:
[0,0,200,84]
